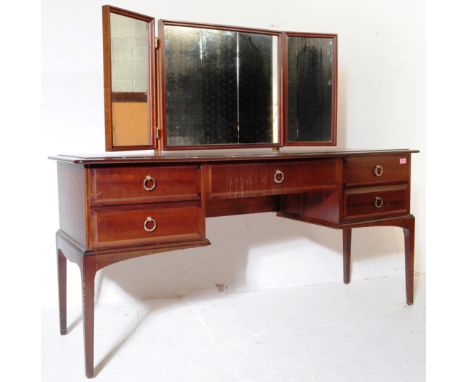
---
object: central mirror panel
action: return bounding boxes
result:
[161,22,279,148]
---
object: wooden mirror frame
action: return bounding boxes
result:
[282,32,338,147]
[102,5,157,151]
[101,7,339,151]
[158,20,283,151]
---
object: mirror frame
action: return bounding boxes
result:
[158,20,283,151]
[102,5,157,151]
[282,32,338,146]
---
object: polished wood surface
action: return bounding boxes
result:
[89,165,200,205]
[342,228,351,284]
[57,162,87,247]
[89,201,203,249]
[206,195,279,217]
[343,184,408,220]
[344,154,410,186]
[50,149,418,164]
[209,159,339,199]
[51,149,417,378]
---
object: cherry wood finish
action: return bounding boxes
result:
[51,149,417,377]
[344,154,410,186]
[343,184,408,220]
[57,249,67,335]
[89,201,204,249]
[208,159,340,199]
[89,165,200,206]
[51,149,417,165]
[57,163,87,247]
[342,228,351,284]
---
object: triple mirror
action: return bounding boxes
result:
[102,6,337,151]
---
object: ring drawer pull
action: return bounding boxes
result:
[374,196,384,209]
[144,216,157,232]
[143,175,156,191]
[274,169,285,184]
[373,165,384,177]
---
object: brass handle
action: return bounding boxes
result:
[143,175,156,191]
[373,165,384,177]
[374,196,384,209]
[274,169,285,184]
[144,216,157,232]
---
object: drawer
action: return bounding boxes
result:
[89,165,200,205]
[343,185,408,220]
[209,159,340,199]
[344,155,410,186]
[89,201,204,249]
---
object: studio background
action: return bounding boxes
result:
[42,0,425,308]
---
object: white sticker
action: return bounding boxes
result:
[400,158,407,164]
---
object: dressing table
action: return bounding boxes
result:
[50,5,418,378]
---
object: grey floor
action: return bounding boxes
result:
[42,275,425,382]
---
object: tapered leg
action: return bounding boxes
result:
[81,257,97,378]
[403,217,415,305]
[343,228,352,284]
[57,250,67,335]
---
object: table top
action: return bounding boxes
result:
[49,149,419,165]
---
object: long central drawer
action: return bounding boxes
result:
[209,159,340,199]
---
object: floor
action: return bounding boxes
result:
[42,275,425,382]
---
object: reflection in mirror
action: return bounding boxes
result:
[163,24,278,147]
[109,13,152,147]
[287,35,335,142]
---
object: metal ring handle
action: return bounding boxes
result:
[274,169,285,184]
[374,196,384,209]
[373,165,384,177]
[143,175,156,191]
[144,216,157,232]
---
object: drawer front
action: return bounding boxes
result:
[209,159,340,199]
[89,202,203,249]
[343,185,408,220]
[89,165,200,205]
[344,155,410,186]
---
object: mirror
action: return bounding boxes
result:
[161,22,279,148]
[286,34,337,144]
[102,6,155,150]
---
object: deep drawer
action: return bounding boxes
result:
[88,201,204,249]
[343,185,408,220]
[344,155,410,186]
[209,159,340,199]
[89,165,200,205]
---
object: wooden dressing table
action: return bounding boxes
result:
[50,5,418,378]
[51,149,417,377]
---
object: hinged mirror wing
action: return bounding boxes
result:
[102,5,157,151]
[283,33,337,146]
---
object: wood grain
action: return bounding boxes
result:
[209,159,339,199]
[89,165,200,206]
[344,154,410,187]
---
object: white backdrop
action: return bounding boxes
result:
[42,0,425,308]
